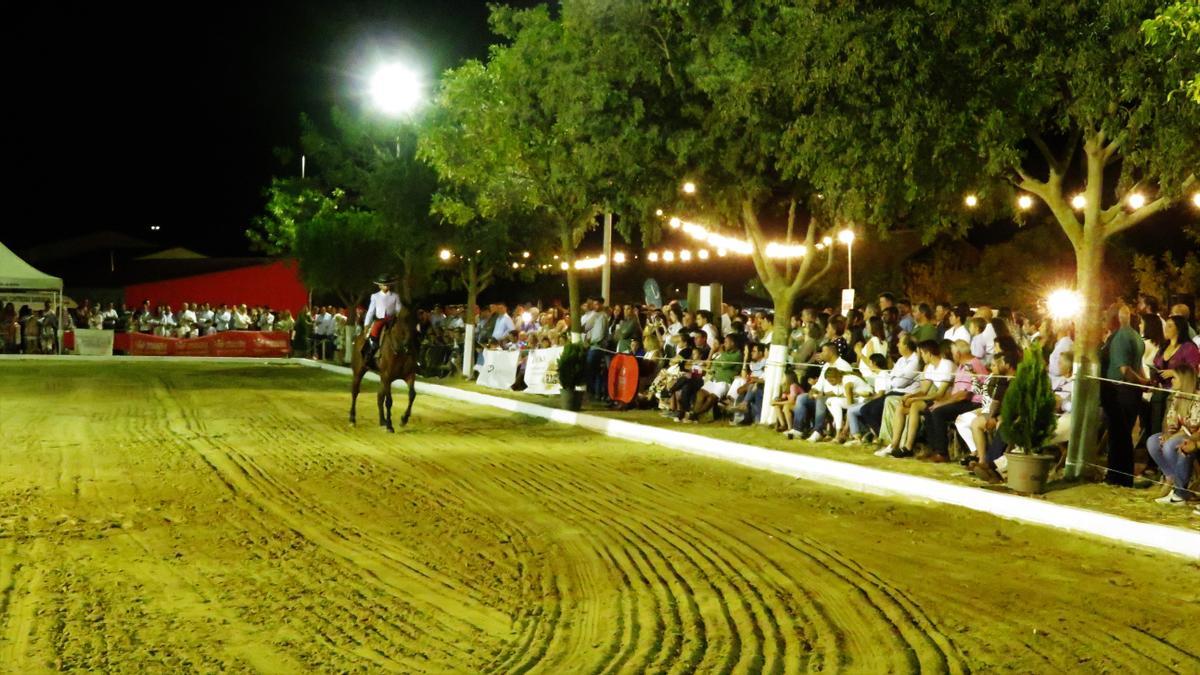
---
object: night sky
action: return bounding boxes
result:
[10,1,535,257]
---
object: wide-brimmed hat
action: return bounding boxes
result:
[374,275,397,286]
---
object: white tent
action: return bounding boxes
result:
[1,240,65,353]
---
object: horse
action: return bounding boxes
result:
[349,309,419,432]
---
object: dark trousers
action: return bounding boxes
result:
[925,401,980,456]
[675,377,703,415]
[1100,382,1140,487]
[586,347,608,398]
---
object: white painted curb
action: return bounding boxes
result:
[297,358,1200,560]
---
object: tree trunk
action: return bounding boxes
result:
[399,251,415,305]
[759,289,796,425]
[1065,239,1105,480]
[563,230,582,335]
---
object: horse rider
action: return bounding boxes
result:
[363,275,402,364]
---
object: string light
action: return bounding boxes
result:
[439,249,452,261]
[682,181,697,195]
[662,250,675,262]
[964,194,978,208]
[1126,193,1146,209]
[560,262,569,270]
[821,236,833,246]
[669,217,682,229]
[1192,192,1200,208]
[655,208,664,216]
[697,249,709,260]
[717,248,727,257]
[613,252,626,264]
[1047,289,1083,320]
[521,251,530,258]
[1017,194,1034,210]
[1071,194,1086,210]
[680,249,692,262]
[648,251,659,262]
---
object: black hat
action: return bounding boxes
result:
[374,275,397,286]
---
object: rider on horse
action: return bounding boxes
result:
[362,275,402,366]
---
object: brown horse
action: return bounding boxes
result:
[349,309,419,432]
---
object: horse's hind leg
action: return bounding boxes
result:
[386,386,395,433]
[377,381,387,428]
[401,374,416,426]
[379,380,394,433]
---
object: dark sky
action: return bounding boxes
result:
[10,1,536,256]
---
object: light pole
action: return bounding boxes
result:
[838,229,855,289]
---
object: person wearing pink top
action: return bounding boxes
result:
[922,340,990,462]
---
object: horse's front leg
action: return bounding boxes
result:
[401,374,416,426]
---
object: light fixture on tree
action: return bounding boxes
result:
[613,252,626,264]
[511,262,519,269]
[1126,193,1146,210]
[1193,192,1200,208]
[439,249,452,261]
[964,194,979,208]
[681,181,697,195]
[668,217,681,229]
[521,251,530,258]
[1017,194,1034,210]
[559,262,569,270]
[655,208,664,216]
[821,236,833,246]
[1071,194,1087,210]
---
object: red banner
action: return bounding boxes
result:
[126,331,292,358]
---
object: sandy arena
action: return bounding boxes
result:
[1,361,1198,673]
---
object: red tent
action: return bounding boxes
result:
[124,259,307,314]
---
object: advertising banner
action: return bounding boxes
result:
[477,349,521,390]
[126,331,292,357]
[72,329,114,356]
[522,347,563,395]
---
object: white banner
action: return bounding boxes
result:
[522,347,563,395]
[477,349,521,390]
[73,329,114,356]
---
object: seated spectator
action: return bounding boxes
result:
[1146,364,1199,505]
[877,339,954,458]
[770,371,803,432]
[728,343,769,424]
[820,367,873,442]
[692,334,744,421]
[943,304,971,344]
[843,353,893,444]
[785,342,853,439]
[860,335,922,446]
[921,340,989,462]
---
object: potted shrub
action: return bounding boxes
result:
[1000,347,1059,493]
[557,342,587,411]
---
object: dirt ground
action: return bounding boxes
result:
[2,362,1198,673]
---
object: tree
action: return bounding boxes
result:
[789,0,1198,477]
[299,109,440,304]
[251,182,386,307]
[1143,1,1200,104]
[422,4,657,334]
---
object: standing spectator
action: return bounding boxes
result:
[292,306,313,356]
[258,306,275,331]
[1099,305,1145,487]
[583,298,610,399]
[232,304,251,330]
[897,299,915,333]
[275,310,295,335]
[613,305,641,353]
[491,303,515,341]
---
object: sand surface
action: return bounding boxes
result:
[2,362,1197,673]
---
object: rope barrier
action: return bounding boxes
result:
[1084,463,1200,498]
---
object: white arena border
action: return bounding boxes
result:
[298,359,1200,559]
[5,355,1195,559]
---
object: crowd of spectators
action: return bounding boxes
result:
[458,291,1199,511]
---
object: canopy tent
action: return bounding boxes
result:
[1,241,65,353]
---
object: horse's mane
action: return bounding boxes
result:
[383,308,420,354]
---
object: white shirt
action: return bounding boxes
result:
[666,321,683,337]
[258,312,274,330]
[944,325,970,344]
[232,311,250,330]
[701,323,718,346]
[492,313,515,340]
[364,290,402,327]
[970,323,995,361]
[889,353,922,393]
[215,310,232,331]
[160,312,176,327]
[101,308,118,320]
[921,358,956,395]
[721,314,733,335]
[1048,336,1073,377]
[828,373,872,402]
[813,357,854,394]
[316,312,335,336]
[180,309,197,325]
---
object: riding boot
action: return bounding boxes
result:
[363,336,377,365]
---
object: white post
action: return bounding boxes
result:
[462,324,476,377]
[601,211,613,304]
[758,343,788,425]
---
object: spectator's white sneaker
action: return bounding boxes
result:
[1155,493,1186,505]
[844,438,863,446]
[874,446,894,457]
[783,430,796,440]
[806,431,823,443]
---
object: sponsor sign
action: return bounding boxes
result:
[522,347,563,395]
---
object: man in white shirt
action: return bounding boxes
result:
[178,302,198,338]
[821,368,873,442]
[158,306,177,337]
[697,310,720,346]
[491,303,515,341]
[786,342,853,439]
[363,276,402,362]
[214,304,232,332]
[943,305,971,344]
[878,339,954,457]
[232,304,251,330]
[257,307,275,331]
[196,303,215,335]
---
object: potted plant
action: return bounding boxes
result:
[1000,347,1059,493]
[557,341,587,411]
